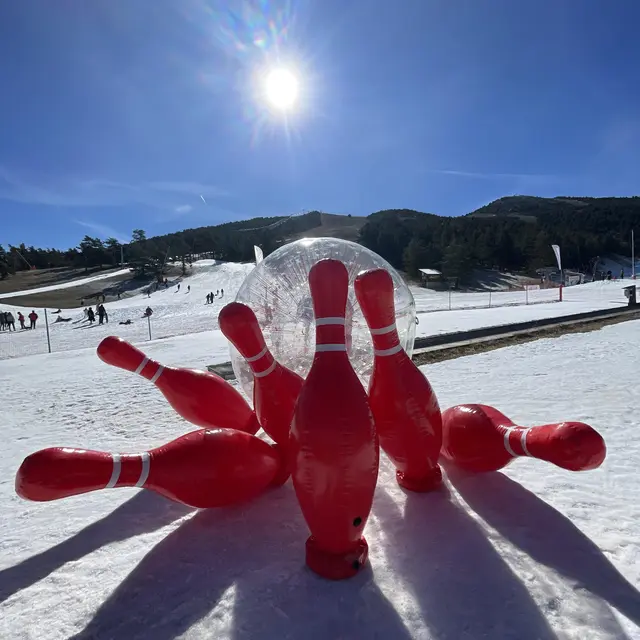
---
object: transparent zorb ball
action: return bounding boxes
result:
[231,237,416,399]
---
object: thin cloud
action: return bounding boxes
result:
[74,220,129,243]
[0,168,229,209]
[423,168,557,182]
[174,204,193,214]
[148,182,228,198]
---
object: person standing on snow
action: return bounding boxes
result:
[28,310,38,329]
[17,312,26,330]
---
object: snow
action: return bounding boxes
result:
[0,268,131,299]
[1,313,639,638]
[0,259,634,361]
[0,261,254,360]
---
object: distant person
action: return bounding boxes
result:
[215,289,219,298]
[205,293,211,304]
[0,312,5,331]
[17,312,26,330]
[187,285,191,293]
[97,304,106,325]
[87,308,95,324]
[143,306,153,318]
[220,288,224,298]
[620,268,624,280]
[5,311,15,331]
[176,284,181,292]
[119,319,133,325]
[28,310,38,329]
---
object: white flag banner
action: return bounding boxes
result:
[254,245,264,265]
[551,244,562,271]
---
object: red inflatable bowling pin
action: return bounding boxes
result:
[355,268,442,491]
[16,428,282,508]
[291,258,379,580]
[441,404,606,473]
[218,302,303,449]
[97,336,259,435]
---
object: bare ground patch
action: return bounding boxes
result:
[412,312,639,365]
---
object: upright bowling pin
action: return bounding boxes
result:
[16,428,282,508]
[441,404,607,472]
[355,268,442,491]
[97,336,259,435]
[218,302,303,449]
[291,258,379,580]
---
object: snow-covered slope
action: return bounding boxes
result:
[1,319,638,639]
[0,268,131,299]
[0,260,634,361]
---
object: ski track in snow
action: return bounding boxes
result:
[0,300,639,637]
[0,259,631,362]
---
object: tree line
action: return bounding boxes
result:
[0,212,323,280]
[1,196,639,281]
[361,196,640,280]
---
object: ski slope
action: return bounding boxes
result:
[1,318,638,639]
[0,258,632,361]
[0,268,131,300]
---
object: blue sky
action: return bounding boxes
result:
[2,0,640,249]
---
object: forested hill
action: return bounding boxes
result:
[363,196,640,278]
[1,196,639,282]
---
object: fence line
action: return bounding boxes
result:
[0,285,566,362]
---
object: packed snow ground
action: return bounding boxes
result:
[0,259,632,360]
[1,319,639,639]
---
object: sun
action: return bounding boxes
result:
[264,68,299,111]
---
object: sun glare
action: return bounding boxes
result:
[264,68,299,110]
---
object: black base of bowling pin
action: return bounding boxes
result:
[396,464,442,492]
[305,536,369,580]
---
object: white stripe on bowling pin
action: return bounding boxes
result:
[315,317,348,352]
[105,452,151,489]
[134,356,164,384]
[503,427,532,458]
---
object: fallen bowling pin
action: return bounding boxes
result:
[16,428,283,508]
[291,258,379,580]
[355,267,442,491]
[218,302,303,450]
[97,336,259,434]
[441,404,606,473]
